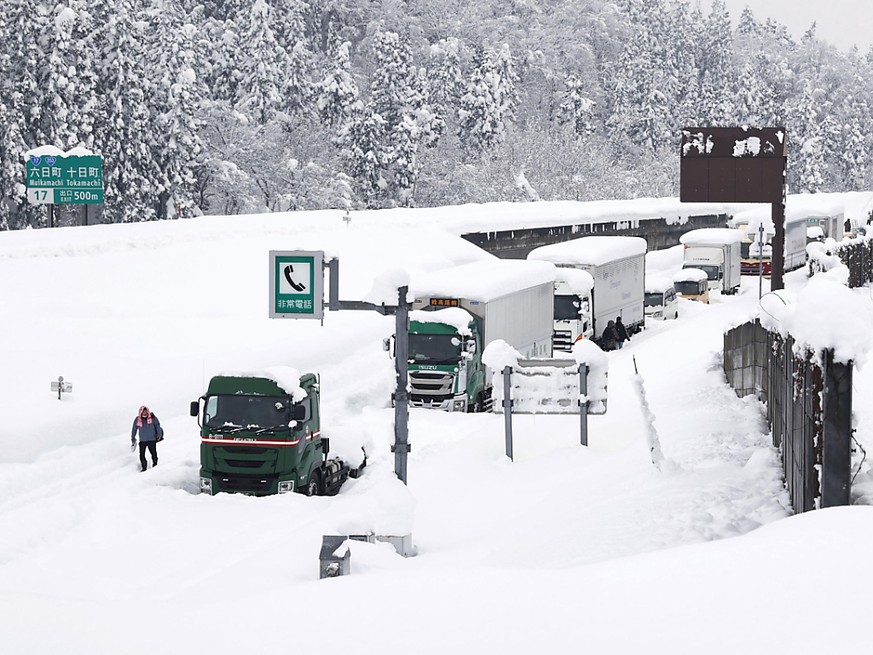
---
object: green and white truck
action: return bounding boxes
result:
[390,259,555,412]
[191,367,364,496]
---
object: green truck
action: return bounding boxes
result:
[393,260,556,412]
[191,368,363,496]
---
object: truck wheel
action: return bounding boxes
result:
[304,471,321,497]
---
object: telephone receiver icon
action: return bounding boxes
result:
[283,264,306,292]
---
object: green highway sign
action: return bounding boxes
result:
[269,250,324,320]
[26,154,104,204]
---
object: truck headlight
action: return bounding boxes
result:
[199,477,213,494]
[278,480,294,494]
[453,399,467,412]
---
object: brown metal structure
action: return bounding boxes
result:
[680,127,788,290]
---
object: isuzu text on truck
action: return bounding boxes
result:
[191,367,364,496]
[528,236,647,349]
[389,259,555,412]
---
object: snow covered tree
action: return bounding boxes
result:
[36,2,98,150]
[459,45,509,157]
[336,104,389,206]
[558,74,596,139]
[234,0,289,124]
[144,10,206,219]
[427,37,465,119]
[339,29,442,206]
[316,41,359,126]
[95,0,158,223]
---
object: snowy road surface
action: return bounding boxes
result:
[1,210,871,654]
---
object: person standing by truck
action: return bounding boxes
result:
[131,405,163,472]
[615,316,629,349]
[601,320,618,351]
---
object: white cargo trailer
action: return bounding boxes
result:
[528,236,647,345]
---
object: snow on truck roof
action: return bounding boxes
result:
[412,259,556,302]
[527,236,647,266]
[679,228,743,245]
[410,307,474,335]
[673,268,709,282]
[731,192,847,226]
[215,366,308,401]
[645,275,675,293]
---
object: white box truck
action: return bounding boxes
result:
[679,228,742,295]
[528,236,647,346]
[396,259,556,412]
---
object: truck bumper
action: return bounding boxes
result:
[199,470,296,496]
[409,393,467,412]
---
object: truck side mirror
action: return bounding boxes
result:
[466,340,476,354]
[291,404,306,421]
[190,401,199,417]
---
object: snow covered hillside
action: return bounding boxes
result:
[1,205,872,654]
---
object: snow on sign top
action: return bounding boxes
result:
[412,259,556,302]
[527,236,647,267]
[23,145,97,159]
[679,228,743,246]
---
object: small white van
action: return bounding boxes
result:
[644,276,679,320]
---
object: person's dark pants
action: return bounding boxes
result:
[139,441,158,470]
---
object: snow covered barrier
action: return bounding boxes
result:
[483,339,608,415]
[571,339,608,414]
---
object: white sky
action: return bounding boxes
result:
[700,0,873,52]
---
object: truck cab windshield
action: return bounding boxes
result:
[674,280,702,295]
[204,395,291,431]
[554,294,581,320]
[408,333,462,364]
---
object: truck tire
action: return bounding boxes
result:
[304,471,321,497]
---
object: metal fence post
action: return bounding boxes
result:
[394,286,410,484]
[822,350,852,507]
[579,363,589,447]
[503,366,513,461]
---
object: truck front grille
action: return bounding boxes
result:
[553,329,574,352]
[409,371,454,396]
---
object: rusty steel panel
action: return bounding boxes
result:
[680,126,787,203]
[679,159,709,202]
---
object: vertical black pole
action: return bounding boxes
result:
[821,350,852,507]
[393,286,410,484]
[84,204,88,226]
[49,203,55,228]
[579,363,589,447]
[503,366,513,461]
[770,201,784,291]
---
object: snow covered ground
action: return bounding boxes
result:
[1,201,872,654]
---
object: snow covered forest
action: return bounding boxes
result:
[1,0,871,229]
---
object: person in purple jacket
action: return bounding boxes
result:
[131,405,162,472]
